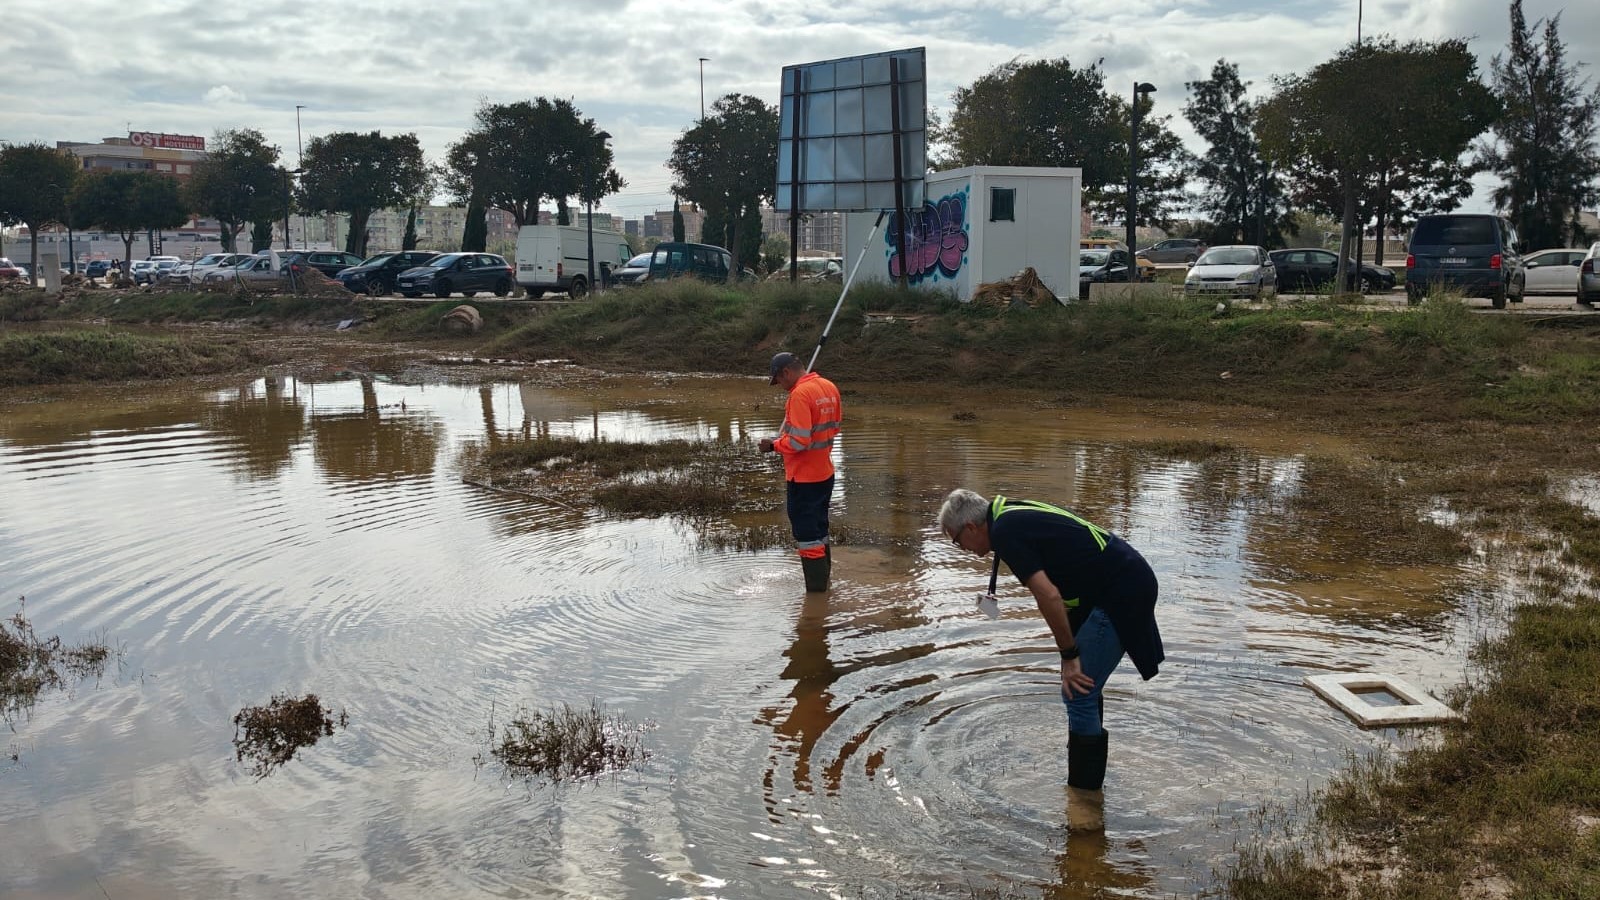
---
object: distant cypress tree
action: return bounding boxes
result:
[1478,0,1600,249]
[402,207,418,251]
[672,197,685,243]
[250,220,273,252]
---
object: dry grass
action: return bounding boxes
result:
[489,701,650,784]
[231,693,347,779]
[0,599,112,722]
[464,436,776,518]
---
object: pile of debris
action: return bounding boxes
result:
[971,267,1059,309]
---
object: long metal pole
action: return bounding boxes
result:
[808,211,886,372]
[890,57,909,288]
[296,106,306,250]
[698,58,707,120]
[1126,83,1139,274]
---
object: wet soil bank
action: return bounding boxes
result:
[7,282,1600,895]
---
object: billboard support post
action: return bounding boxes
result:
[890,57,909,289]
[789,80,802,283]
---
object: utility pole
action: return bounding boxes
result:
[698,58,709,120]
[1126,82,1157,283]
[295,106,307,249]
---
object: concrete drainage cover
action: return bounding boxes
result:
[1304,673,1460,727]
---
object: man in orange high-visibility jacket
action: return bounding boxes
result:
[759,351,843,592]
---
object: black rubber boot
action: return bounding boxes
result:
[1067,729,1109,791]
[1067,729,1109,831]
[801,554,830,592]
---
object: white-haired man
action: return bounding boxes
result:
[937,488,1163,831]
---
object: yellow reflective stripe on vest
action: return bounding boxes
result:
[990,495,1109,552]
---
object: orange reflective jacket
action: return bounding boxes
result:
[774,371,841,482]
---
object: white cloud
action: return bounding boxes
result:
[2,0,1593,218]
[204,85,247,105]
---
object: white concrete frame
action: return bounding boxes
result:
[1304,673,1461,727]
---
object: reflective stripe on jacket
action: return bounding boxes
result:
[775,371,841,482]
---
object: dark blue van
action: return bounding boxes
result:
[1405,213,1525,308]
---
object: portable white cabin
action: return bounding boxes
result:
[842,165,1083,302]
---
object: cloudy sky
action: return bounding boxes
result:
[3,0,1595,221]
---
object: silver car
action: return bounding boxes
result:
[1184,245,1277,300]
[1579,243,1600,307]
[1522,248,1587,295]
[204,253,286,287]
[1138,238,1207,264]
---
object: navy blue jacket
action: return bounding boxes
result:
[987,496,1164,680]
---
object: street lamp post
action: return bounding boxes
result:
[1126,82,1157,280]
[295,106,307,249]
[586,130,612,297]
[698,58,709,120]
[282,169,302,253]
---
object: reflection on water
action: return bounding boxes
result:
[0,369,1489,898]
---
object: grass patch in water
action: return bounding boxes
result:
[1128,438,1240,461]
[464,436,776,517]
[490,701,650,784]
[0,599,112,722]
[232,693,347,779]
[0,328,263,386]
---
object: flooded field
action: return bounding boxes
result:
[0,364,1492,898]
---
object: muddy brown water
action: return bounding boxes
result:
[0,365,1491,898]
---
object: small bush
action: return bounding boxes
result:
[491,701,649,783]
[232,693,346,779]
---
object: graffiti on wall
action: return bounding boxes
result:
[887,188,970,284]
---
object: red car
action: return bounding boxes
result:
[0,258,23,280]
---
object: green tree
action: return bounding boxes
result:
[932,58,1122,192]
[184,128,282,253]
[668,93,779,274]
[1094,92,1195,230]
[701,204,763,270]
[461,196,487,252]
[1259,38,1496,288]
[71,171,190,269]
[298,131,429,258]
[1184,60,1290,247]
[761,231,790,275]
[402,207,418,251]
[672,198,685,242]
[249,220,274,253]
[0,143,83,279]
[445,99,619,227]
[1478,0,1600,250]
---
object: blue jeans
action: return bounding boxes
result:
[1059,606,1124,736]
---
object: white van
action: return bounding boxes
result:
[514,224,631,298]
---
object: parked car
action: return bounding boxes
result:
[1405,213,1525,308]
[611,252,653,287]
[647,242,734,283]
[1268,248,1395,293]
[1579,243,1600,307]
[84,260,113,279]
[395,253,515,298]
[282,250,365,280]
[766,257,844,283]
[335,251,440,295]
[1082,238,1156,280]
[151,257,184,282]
[1137,238,1207,265]
[1184,245,1277,299]
[0,258,22,280]
[170,253,252,285]
[1520,248,1588,295]
[1077,248,1137,299]
[204,253,286,287]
